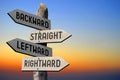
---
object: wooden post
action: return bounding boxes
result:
[33,71,47,80]
[33,3,48,80]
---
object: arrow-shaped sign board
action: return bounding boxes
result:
[22,57,69,71]
[7,38,52,57]
[30,29,72,43]
[8,9,51,30]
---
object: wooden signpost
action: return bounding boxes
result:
[7,2,71,80]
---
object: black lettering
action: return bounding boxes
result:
[42,33,46,40]
[46,32,49,39]
[29,44,32,52]
[34,33,38,40]
[37,19,41,26]
[56,60,61,67]
[47,60,51,67]
[29,16,32,23]
[25,15,28,22]
[17,41,20,49]
[38,58,42,67]
[20,13,24,21]
[27,60,30,67]
[38,32,42,40]
[33,17,37,25]
[16,12,50,29]
[59,31,62,39]
[37,47,41,54]
[21,42,24,50]
[25,43,29,51]
[45,21,49,28]
[52,60,55,67]
[30,60,34,67]
[42,60,46,67]
[34,60,38,67]
[49,32,53,39]
[45,49,49,56]
[41,48,44,54]
[30,33,34,40]
[54,32,58,39]
[41,20,44,27]
[16,12,20,19]
[24,60,28,67]
[33,46,37,53]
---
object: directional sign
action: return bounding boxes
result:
[22,57,69,71]
[30,29,72,43]
[7,38,52,57]
[8,9,51,30]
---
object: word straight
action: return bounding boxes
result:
[30,31,62,40]
[7,38,52,57]
[30,29,72,43]
[8,9,51,30]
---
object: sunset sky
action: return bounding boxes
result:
[0,0,120,80]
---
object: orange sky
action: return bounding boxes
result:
[0,42,120,73]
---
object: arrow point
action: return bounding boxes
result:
[57,57,69,71]
[8,10,17,23]
[61,33,72,43]
[6,40,17,52]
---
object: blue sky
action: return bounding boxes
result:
[1,0,120,42]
